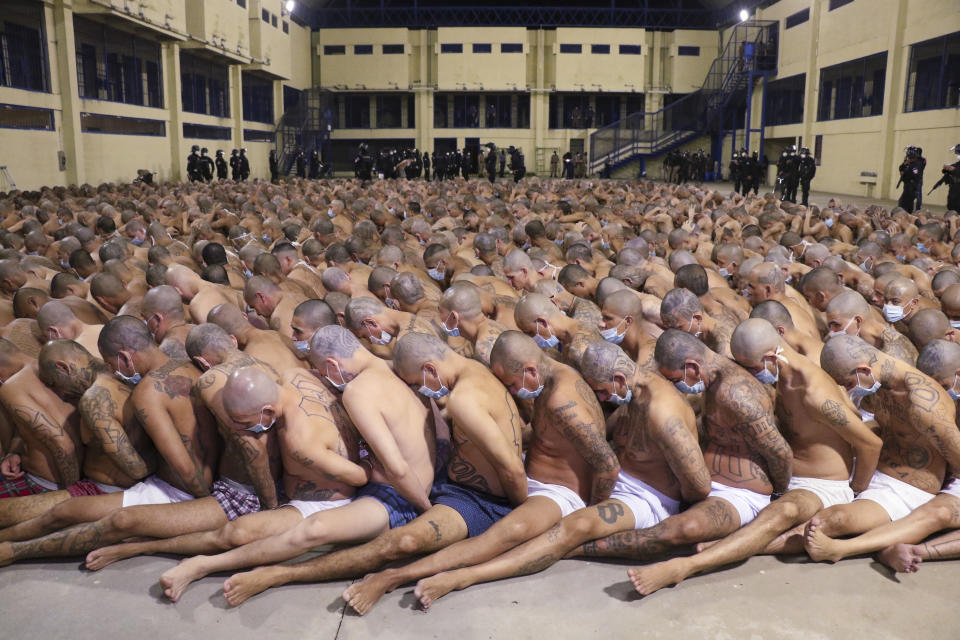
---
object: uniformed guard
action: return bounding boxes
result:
[897,146,923,213]
[309,150,320,179]
[268,149,279,182]
[187,145,201,181]
[229,148,241,180]
[798,147,817,206]
[423,151,431,180]
[238,148,250,180]
[509,146,525,182]
[782,144,800,203]
[215,149,228,180]
[485,144,498,182]
[943,144,960,213]
[199,147,214,182]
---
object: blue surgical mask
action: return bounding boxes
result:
[325,362,347,391]
[243,268,253,278]
[883,303,906,323]
[948,375,960,401]
[428,266,445,281]
[859,258,872,273]
[294,340,310,355]
[60,260,71,270]
[262,234,271,244]
[917,243,930,254]
[418,370,450,399]
[827,317,857,340]
[601,239,611,250]
[515,371,544,399]
[824,218,835,228]
[327,208,335,218]
[554,238,563,246]
[600,319,626,345]
[244,406,276,433]
[534,323,560,349]
[442,312,460,338]
[115,355,142,386]
[951,320,960,330]
[718,267,730,278]
[131,236,144,246]
[753,348,784,385]
[608,379,632,405]
[674,368,705,395]
[849,371,881,401]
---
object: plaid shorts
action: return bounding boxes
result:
[0,474,50,498]
[212,478,261,521]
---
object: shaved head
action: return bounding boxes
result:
[826,290,871,319]
[514,293,562,330]
[36,301,78,335]
[207,303,249,334]
[389,272,425,306]
[393,332,450,379]
[38,339,104,400]
[917,339,960,383]
[223,366,279,419]
[654,328,709,371]
[185,323,236,362]
[98,315,154,359]
[750,300,794,329]
[820,335,878,382]
[142,285,185,316]
[490,330,544,376]
[344,296,386,331]
[439,283,483,319]
[602,289,642,319]
[579,339,635,385]
[660,288,702,326]
[309,324,364,366]
[730,318,781,368]
[909,308,950,349]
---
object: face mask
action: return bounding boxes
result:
[385,297,399,310]
[244,406,276,434]
[325,361,347,391]
[849,371,881,402]
[442,313,460,338]
[674,368,705,395]
[131,236,144,246]
[115,355,142,386]
[369,327,393,346]
[515,371,544,399]
[533,323,560,349]
[608,379,632,406]
[60,260,71,270]
[824,218,835,228]
[827,317,857,340]
[600,319,626,345]
[243,268,253,278]
[327,209,335,218]
[753,347,785,385]
[688,316,702,339]
[418,370,450,399]
[882,303,906,323]
[859,259,872,273]
[951,320,960,330]
[718,267,730,278]
[262,234,271,244]
[522,242,532,250]
[428,266,445,281]
[388,207,395,215]
[948,374,960,401]
[554,238,564,246]
[917,243,930,254]
[601,239,611,250]
[294,340,310,355]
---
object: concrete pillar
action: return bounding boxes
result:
[52,0,85,185]
[533,29,547,157]
[877,0,908,200]
[163,42,184,181]
[273,79,283,125]
[230,66,244,149]
[800,0,822,157]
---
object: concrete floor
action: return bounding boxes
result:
[1,550,957,639]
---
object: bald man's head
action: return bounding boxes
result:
[884,277,920,321]
[392,331,451,384]
[579,339,636,403]
[309,324,365,376]
[207,303,249,335]
[941,284,960,321]
[185,323,237,368]
[290,299,336,351]
[503,249,537,291]
[801,266,844,311]
[320,266,351,294]
[749,300,794,332]
[660,288,703,331]
[820,334,879,390]
[489,330,547,395]
[654,328,711,383]
[36,301,80,341]
[368,266,398,303]
[917,339,960,389]
[513,293,563,338]
[909,308,951,349]
[389,272,424,308]
[747,262,785,304]
[223,367,279,429]
[825,290,871,337]
[244,276,281,318]
[730,318,782,376]
[439,283,483,322]
[38,339,105,401]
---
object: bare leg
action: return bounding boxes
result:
[879,526,960,572]
[0,493,123,542]
[223,503,467,606]
[573,497,740,561]
[343,497,561,615]
[629,490,822,595]
[806,494,960,563]
[87,506,303,571]
[414,500,636,610]
[0,497,225,567]
[0,490,71,528]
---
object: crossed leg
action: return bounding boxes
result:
[879,527,960,573]
[628,489,823,595]
[222,502,468,606]
[342,496,562,615]
[805,493,960,564]
[0,490,72,529]
[0,493,124,542]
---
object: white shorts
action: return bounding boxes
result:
[526,477,587,518]
[940,478,960,501]
[855,471,936,521]
[787,476,854,510]
[122,476,194,507]
[608,470,680,529]
[285,498,351,518]
[708,482,770,527]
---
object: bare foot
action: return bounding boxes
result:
[0,542,12,567]
[627,558,691,596]
[158,556,211,602]
[223,567,282,606]
[413,571,465,610]
[877,543,924,573]
[803,518,844,563]
[342,570,399,616]
[695,539,721,553]
[86,544,137,571]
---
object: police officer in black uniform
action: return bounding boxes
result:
[309,150,320,179]
[238,148,250,181]
[941,143,960,213]
[199,147,214,182]
[229,149,241,180]
[898,146,924,213]
[269,149,279,182]
[798,147,817,206]
[187,145,201,181]
[354,142,373,180]
[914,147,927,210]
[740,149,755,195]
[775,148,789,198]
[485,144,498,183]
[423,151,430,180]
[782,144,800,203]
[509,146,525,182]
[215,150,228,180]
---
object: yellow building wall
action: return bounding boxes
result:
[316,28,412,89]
[435,27,529,91]
[552,28,646,92]
[666,30,718,93]
[288,22,313,90]
[185,0,250,58]
[0,126,64,191]
[72,0,188,38]
[81,130,171,184]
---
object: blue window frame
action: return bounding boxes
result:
[591,44,610,54]
[678,46,700,56]
[818,52,887,120]
[0,4,50,92]
[0,104,54,130]
[242,73,274,124]
[559,44,582,54]
[183,123,231,139]
[440,43,462,53]
[73,16,163,108]
[764,74,805,125]
[619,44,642,55]
[180,52,229,117]
[80,112,165,136]
[785,9,809,29]
[904,31,960,112]
[382,44,404,54]
[323,45,345,55]
[473,43,492,53]
[501,43,523,53]
[354,44,373,54]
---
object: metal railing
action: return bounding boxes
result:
[589,19,777,171]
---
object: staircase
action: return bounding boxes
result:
[274,88,338,177]
[589,19,778,173]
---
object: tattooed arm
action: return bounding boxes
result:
[649,410,712,503]
[452,394,527,506]
[134,397,210,497]
[810,392,881,493]
[724,377,793,494]
[342,390,431,512]
[79,387,150,481]
[10,404,81,487]
[551,380,620,504]
[906,373,960,474]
